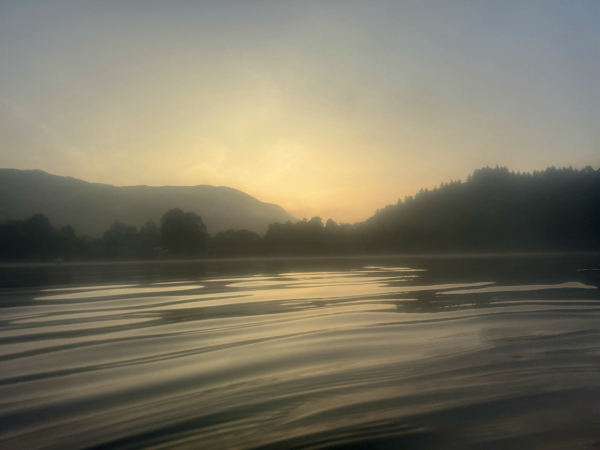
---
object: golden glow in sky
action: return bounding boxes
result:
[1,2,599,222]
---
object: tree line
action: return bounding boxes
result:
[361,165,600,253]
[1,166,599,261]
[0,208,212,261]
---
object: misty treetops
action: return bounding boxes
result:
[1,166,599,261]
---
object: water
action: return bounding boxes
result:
[1,255,600,449]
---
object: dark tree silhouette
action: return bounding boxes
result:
[263,166,600,255]
[1,166,598,261]
[139,220,159,243]
[138,219,160,257]
[264,216,355,255]
[0,214,82,261]
[98,221,140,258]
[360,166,600,252]
[209,229,264,257]
[160,208,208,255]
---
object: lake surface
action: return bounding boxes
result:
[1,255,600,449]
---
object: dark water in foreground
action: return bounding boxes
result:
[1,255,600,450]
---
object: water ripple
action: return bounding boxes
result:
[0,256,599,449]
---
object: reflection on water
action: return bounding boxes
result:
[0,255,599,449]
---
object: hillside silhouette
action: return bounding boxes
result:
[1,166,599,261]
[0,169,296,237]
[359,166,600,253]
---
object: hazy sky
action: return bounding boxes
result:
[1,1,599,222]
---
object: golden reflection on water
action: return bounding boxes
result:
[438,281,596,295]
[36,284,205,301]
[1,258,600,450]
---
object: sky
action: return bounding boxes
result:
[1,1,599,223]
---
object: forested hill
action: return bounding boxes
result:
[360,166,600,252]
[0,169,296,237]
[1,166,599,261]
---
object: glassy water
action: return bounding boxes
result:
[1,255,600,449]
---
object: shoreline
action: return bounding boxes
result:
[2,251,600,268]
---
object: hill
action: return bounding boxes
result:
[359,166,600,252]
[0,169,296,237]
[259,166,600,256]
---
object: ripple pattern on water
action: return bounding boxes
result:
[0,257,599,449]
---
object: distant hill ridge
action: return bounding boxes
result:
[0,169,296,237]
[359,166,600,252]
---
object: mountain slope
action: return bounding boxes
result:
[359,166,600,252]
[0,169,296,237]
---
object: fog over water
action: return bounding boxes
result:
[1,255,599,449]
